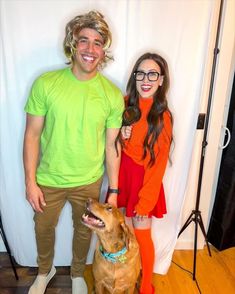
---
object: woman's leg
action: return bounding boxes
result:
[132,217,154,294]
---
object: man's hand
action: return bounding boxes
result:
[107,193,118,207]
[26,183,46,213]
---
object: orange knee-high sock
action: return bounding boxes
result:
[134,228,154,294]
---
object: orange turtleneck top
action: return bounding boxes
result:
[123,97,172,215]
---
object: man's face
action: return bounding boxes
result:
[72,28,105,80]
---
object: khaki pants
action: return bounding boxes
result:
[34,177,102,277]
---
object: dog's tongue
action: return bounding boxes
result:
[82,211,105,228]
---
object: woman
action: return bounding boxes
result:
[108,52,173,294]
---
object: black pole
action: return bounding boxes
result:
[0,214,19,280]
[195,0,224,212]
[178,0,224,281]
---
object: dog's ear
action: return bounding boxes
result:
[120,222,130,250]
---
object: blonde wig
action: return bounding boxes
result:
[63,10,113,66]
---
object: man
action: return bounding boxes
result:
[23,10,124,294]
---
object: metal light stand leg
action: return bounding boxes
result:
[0,215,19,280]
[178,210,211,280]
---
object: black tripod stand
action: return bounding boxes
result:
[0,214,19,280]
[178,0,224,281]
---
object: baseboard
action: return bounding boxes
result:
[0,236,6,252]
[0,236,206,252]
[175,238,205,250]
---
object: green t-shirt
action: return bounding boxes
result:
[25,68,124,187]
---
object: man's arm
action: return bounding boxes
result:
[23,114,45,212]
[105,128,121,207]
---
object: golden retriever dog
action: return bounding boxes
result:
[82,198,140,294]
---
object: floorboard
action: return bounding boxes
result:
[0,245,234,293]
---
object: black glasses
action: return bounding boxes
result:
[133,71,160,81]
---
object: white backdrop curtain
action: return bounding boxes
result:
[0,0,215,274]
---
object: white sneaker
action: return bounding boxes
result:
[72,277,88,294]
[28,266,56,294]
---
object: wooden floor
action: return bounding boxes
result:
[0,245,234,294]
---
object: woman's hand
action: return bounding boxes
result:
[121,126,133,139]
[132,210,151,228]
[134,211,148,221]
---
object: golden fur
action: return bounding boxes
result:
[82,198,140,294]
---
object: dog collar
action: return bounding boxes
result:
[99,246,127,263]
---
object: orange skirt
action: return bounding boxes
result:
[117,152,167,218]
